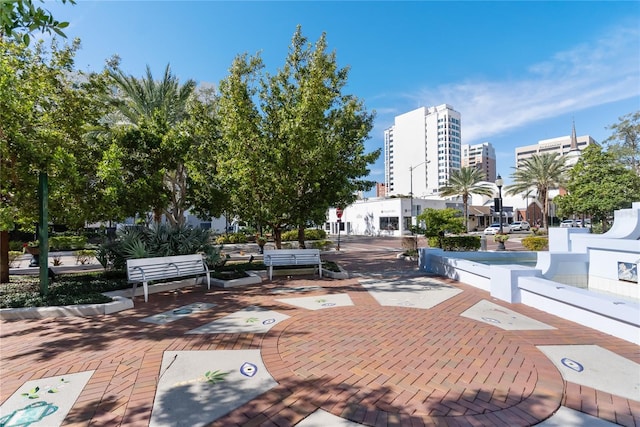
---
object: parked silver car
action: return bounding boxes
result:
[510,221,530,231]
[484,223,511,234]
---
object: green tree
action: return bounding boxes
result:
[217,27,379,248]
[604,111,640,175]
[439,167,494,232]
[0,0,74,45]
[505,153,568,230]
[555,144,640,231]
[183,88,229,221]
[417,208,465,248]
[261,27,378,247]
[0,38,106,283]
[96,63,198,225]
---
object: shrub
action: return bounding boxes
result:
[521,236,548,251]
[305,229,327,240]
[215,233,248,244]
[0,273,130,308]
[441,236,481,251]
[9,241,23,251]
[74,249,96,265]
[97,224,220,270]
[49,235,87,251]
[494,234,509,243]
[281,228,326,241]
[281,230,298,241]
[427,236,480,251]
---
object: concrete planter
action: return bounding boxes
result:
[0,296,133,320]
[210,271,262,288]
[396,253,418,262]
[322,264,349,279]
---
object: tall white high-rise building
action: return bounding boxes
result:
[384,104,461,198]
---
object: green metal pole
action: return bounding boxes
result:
[38,172,49,295]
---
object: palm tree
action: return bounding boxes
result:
[505,153,568,230]
[107,64,196,127]
[439,167,494,232]
[102,64,197,226]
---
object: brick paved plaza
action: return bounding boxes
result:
[1,237,638,426]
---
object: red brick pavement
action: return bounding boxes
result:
[1,240,639,426]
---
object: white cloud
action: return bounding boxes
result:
[414,23,639,144]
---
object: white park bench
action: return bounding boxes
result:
[126,254,210,302]
[263,249,322,280]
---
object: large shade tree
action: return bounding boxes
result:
[555,144,640,231]
[0,38,107,283]
[505,153,568,230]
[216,26,379,248]
[439,166,494,232]
[0,0,74,45]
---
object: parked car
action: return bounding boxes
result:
[484,223,511,234]
[510,221,530,231]
[560,219,577,228]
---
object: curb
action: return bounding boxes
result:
[0,296,133,320]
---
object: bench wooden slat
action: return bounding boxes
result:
[263,249,322,280]
[126,254,210,302]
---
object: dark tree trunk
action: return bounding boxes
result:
[297,225,306,249]
[0,230,9,283]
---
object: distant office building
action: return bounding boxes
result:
[462,142,496,182]
[384,104,461,200]
[375,182,387,197]
[515,123,596,167]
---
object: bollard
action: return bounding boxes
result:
[480,235,487,251]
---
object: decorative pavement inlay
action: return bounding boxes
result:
[359,276,462,309]
[0,371,94,427]
[275,293,354,310]
[140,302,216,324]
[537,344,640,401]
[536,406,620,426]
[296,408,364,426]
[150,350,276,427]
[461,299,556,330]
[186,305,289,334]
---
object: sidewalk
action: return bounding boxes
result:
[1,239,638,426]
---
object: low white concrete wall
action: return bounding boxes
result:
[535,251,589,287]
[518,276,639,345]
[418,247,640,345]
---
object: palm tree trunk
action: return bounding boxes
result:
[463,195,469,233]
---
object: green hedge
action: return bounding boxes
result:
[428,235,481,251]
[281,228,327,241]
[215,233,248,244]
[521,236,548,251]
[49,235,87,251]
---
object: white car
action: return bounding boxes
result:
[560,219,577,228]
[510,221,530,231]
[484,223,511,234]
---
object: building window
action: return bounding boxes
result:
[379,217,399,231]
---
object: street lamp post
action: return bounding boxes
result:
[495,174,505,251]
[409,161,427,235]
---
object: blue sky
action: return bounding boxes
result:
[44,1,640,189]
